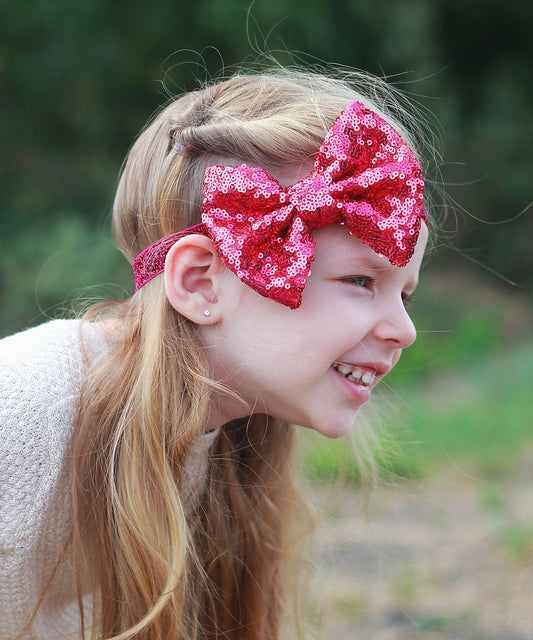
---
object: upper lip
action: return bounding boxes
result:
[334,360,390,378]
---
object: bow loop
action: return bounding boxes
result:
[202,165,314,308]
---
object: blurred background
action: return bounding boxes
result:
[1,0,532,637]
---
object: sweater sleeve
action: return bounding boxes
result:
[0,320,83,639]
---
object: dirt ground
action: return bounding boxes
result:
[311,451,533,640]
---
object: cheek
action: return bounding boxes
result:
[202,299,296,379]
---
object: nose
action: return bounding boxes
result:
[373,301,417,349]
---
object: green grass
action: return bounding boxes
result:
[496,523,533,563]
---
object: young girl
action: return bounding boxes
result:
[0,68,429,639]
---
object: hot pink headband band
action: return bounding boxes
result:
[133,100,427,309]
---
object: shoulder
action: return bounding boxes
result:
[0,319,84,431]
[0,318,108,394]
[0,317,111,447]
[2,319,84,426]
[0,318,83,372]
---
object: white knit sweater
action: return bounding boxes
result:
[0,320,218,639]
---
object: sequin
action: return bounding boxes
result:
[133,100,426,308]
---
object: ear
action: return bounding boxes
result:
[164,234,224,324]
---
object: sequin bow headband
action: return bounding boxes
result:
[133,100,427,309]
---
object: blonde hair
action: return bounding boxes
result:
[65,68,429,640]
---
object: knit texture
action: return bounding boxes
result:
[0,319,218,639]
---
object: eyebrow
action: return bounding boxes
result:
[345,251,391,272]
[345,251,419,290]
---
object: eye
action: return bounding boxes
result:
[341,275,375,290]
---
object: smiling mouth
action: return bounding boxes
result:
[332,362,376,387]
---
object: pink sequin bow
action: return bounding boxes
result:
[133,100,426,308]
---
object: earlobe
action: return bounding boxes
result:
[164,235,223,324]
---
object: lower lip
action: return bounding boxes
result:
[332,367,372,404]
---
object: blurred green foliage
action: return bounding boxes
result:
[303,337,533,482]
[1,0,532,337]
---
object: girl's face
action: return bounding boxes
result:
[202,222,427,438]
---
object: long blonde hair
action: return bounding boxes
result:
[69,68,428,640]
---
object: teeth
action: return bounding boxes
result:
[336,363,352,376]
[334,363,376,386]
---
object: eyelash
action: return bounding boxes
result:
[340,275,375,290]
[341,276,414,308]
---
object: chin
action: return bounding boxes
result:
[305,411,360,439]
